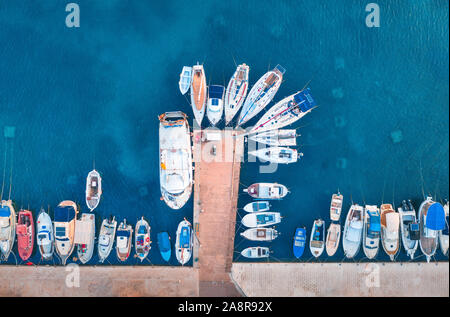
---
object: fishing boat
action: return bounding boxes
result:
[325,223,341,257]
[224,63,249,124]
[398,200,419,259]
[17,209,34,261]
[36,208,54,260]
[310,219,325,257]
[418,197,446,262]
[237,64,285,127]
[98,215,117,263]
[240,227,278,241]
[241,212,281,228]
[363,205,381,259]
[248,147,301,164]
[293,227,307,259]
[243,183,289,200]
[250,88,316,134]
[330,192,343,221]
[380,204,400,261]
[249,129,297,147]
[240,246,270,259]
[342,204,363,258]
[175,219,193,265]
[85,169,102,211]
[206,85,225,126]
[190,63,207,126]
[54,200,78,265]
[157,231,171,262]
[178,66,192,95]
[243,201,271,213]
[75,213,95,264]
[439,200,449,256]
[116,219,133,262]
[159,112,193,210]
[135,217,151,262]
[0,200,16,261]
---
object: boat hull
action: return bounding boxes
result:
[116,222,133,262]
[309,220,325,258]
[54,201,78,265]
[135,218,151,262]
[98,217,117,263]
[241,246,270,259]
[175,219,193,265]
[243,201,271,213]
[241,212,281,228]
[342,205,363,259]
[398,205,418,260]
[249,129,297,147]
[37,210,54,260]
[249,147,298,164]
[0,200,16,261]
[380,204,400,261]
[325,223,341,257]
[243,183,289,200]
[85,169,102,211]
[240,228,278,241]
[224,64,249,124]
[179,66,193,95]
[17,210,34,261]
[190,64,207,127]
[157,232,172,262]
[293,227,306,259]
[363,206,380,260]
[77,213,95,264]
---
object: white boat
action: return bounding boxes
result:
[85,169,102,211]
[243,183,289,200]
[98,215,117,263]
[224,63,249,124]
[178,66,192,95]
[54,201,79,265]
[116,219,133,262]
[440,200,449,256]
[248,147,301,164]
[310,219,325,257]
[135,217,151,262]
[398,200,419,260]
[325,223,341,257]
[243,201,271,213]
[159,112,193,210]
[36,208,54,260]
[206,85,225,126]
[241,212,281,228]
[240,228,278,241]
[249,129,297,147]
[418,197,446,262]
[175,219,193,265]
[250,88,316,134]
[342,204,364,258]
[330,192,343,221]
[237,64,285,127]
[241,246,270,259]
[75,213,95,264]
[380,204,400,261]
[363,205,381,259]
[190,63,207,127]
[0,200,16,261]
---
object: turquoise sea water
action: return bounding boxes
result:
[0,1,448,265]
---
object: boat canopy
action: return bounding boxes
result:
[208,85,225,99]
[74,220,93,244]
[180,226,191,248]
[386,212,399,232]
[368,212,381,233]
[426,203,446,230]
[0,206,11,217]
[294,88,316,112]
[54,206,75,222]
[346,227,361,242]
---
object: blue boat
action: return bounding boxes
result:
[157,231,172,262]
[293,227,306,259]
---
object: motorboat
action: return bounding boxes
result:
[418,197,446,262]
[116,219,133,262]
[248,147,301,164]
[135,217,151,262]
[224,63,249,124]
[175,218,193,265]
[380,204,400,261]
[36,208,54,260]
[325,223,341,257]
[330,192,343,221]
[293,227,307,259]
[240,227,278,241]
[85,169,102,211]
[241,212,281,228]
[178,66,192,95]
[363,205,381,259]
[243,183,289,200]
[54,201,79,265]
[98,215,117,263]
[243,201,271,213]
[249,129,297,147]
[0,200,16,261]
[190,63,207,127]
[309,219,325,258]
[206,85,225,126]
[157,231,171,262]
[240,246,270,259]
[342,204,364,258]
[75,213,95,264]
[17,209,34,261]
[439,200,449,256]
[159,112,193,210]
[398,200,419,259]
[237,64,285,126]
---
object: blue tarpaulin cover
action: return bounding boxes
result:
[208,85,224,99]
[368,211,381,232]
[157,232,171,251]
[294,88,316,112]
[426,203,445,230]
[0,206,11,217]
[180,226,190,248]
[54,206,75,222]
[117,230,130,237]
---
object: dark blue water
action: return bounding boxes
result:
[0,1,448,266]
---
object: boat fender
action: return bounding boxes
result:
[146,237,150,243]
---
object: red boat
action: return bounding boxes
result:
[17,210,34,261]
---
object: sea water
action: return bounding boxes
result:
[0,0,448,265]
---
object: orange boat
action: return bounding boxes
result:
[17,209,34,261]
[190,63,207,127]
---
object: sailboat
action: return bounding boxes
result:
[54,200,78,265]
[309,219,325,258]
[237,64,285,127]
[398,200,419,259]
[243,183,289,200]
[330,192,343,221]
[293,227,307,259]
[418,197,446,262]
[241,246,270,259]
[116,219,133,262]
[75,213,95,264]
[175,218,193,265]
[342,204,364,259]
[17,209,34,261]
[362,205,381,259]
[240,227,278,241]
[325,223,341,257]
[135,217,151,262]
[224,63,249,125]
[157,231,171,262]
[98,215,117,263]
[85,169,102,211]
[0,199,16,261]
[36,208,54,260]
[190,63,207,127]
[243,201,271,213]
[249,129,297,147]
[248,147,301,164]
[439,200,449,256]
[241,212,281,228]
[206,85,225,126]
[249,88,316,134]
[178,66,193,95]
[380,204,400,261]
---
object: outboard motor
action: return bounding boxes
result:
[402,200,409,212]
[407,199,414,211]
